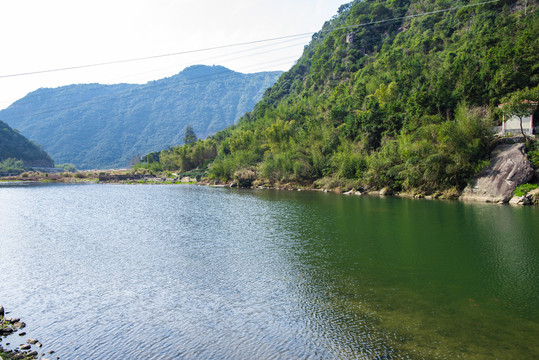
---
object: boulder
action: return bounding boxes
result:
[0,328,13,335]
[0,305,4,318]
[509,195,531,205]
[460,143,534,203]
[529,188,539,205]
[12,321,25,329]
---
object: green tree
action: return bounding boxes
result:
[183,125,197,145]
[500,86,539,139]
[0,158,24,173]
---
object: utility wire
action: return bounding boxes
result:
[0,33,312,79]
[0,27,398,112]
[2,38,308,111]
[0,56,298,121]
[0,0,500,79]
[0,17,451,114]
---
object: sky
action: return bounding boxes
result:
[0,0,347,111]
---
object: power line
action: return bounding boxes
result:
[0,57,296,122]
[0,27,403,113]
[0,0,500,80]
[0,8,473,116]
[0,33,313,79]
[1,38,308,112]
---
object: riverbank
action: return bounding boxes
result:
[198,174,539,206]
[0,306,55,360]
[1,166,538,206]
[0,169,195,185]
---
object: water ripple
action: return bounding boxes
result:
[1,184,538,359]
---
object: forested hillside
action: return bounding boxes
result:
[0,120,54,169]
[151,0,538,194]
[0,66,282,169]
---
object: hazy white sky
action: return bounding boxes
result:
[0,0,347,110]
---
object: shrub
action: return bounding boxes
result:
[234,168,257,188]
[209,150,261,180]
[526,141,539,168]
[56,163,77,172]
[0,158,24,173]
[513,183,539,197]
[209,157,236,180]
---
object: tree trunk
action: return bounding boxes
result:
[519,116,528,141]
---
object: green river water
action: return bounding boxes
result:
[0,183,537,359]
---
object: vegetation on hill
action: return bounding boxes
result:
[140,0,538,194]
[0,120,54,170]
[0,66,282,169]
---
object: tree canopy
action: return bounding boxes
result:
[183,125,197,145]
[500,85,539,137]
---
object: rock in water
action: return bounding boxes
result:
[12,321,25,329]
[0,304,4,317]
[460,143,534,203]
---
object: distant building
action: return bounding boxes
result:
[497,101,538,135]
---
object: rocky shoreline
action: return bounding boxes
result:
[204,179,539,205]
[2,171,538,206]
[0,306,56,360]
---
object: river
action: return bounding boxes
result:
[0,183,538,359]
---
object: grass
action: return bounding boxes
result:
[513,183,539,197]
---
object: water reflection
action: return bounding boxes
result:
[248,190,539,358]
[466,203,539,316]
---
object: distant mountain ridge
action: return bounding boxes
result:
[0,65,282,169]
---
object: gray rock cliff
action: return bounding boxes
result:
[459,143,534,203]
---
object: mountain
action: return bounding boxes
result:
[0,65,282,169]
[152,0,538,193]
[0,120,54,168]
